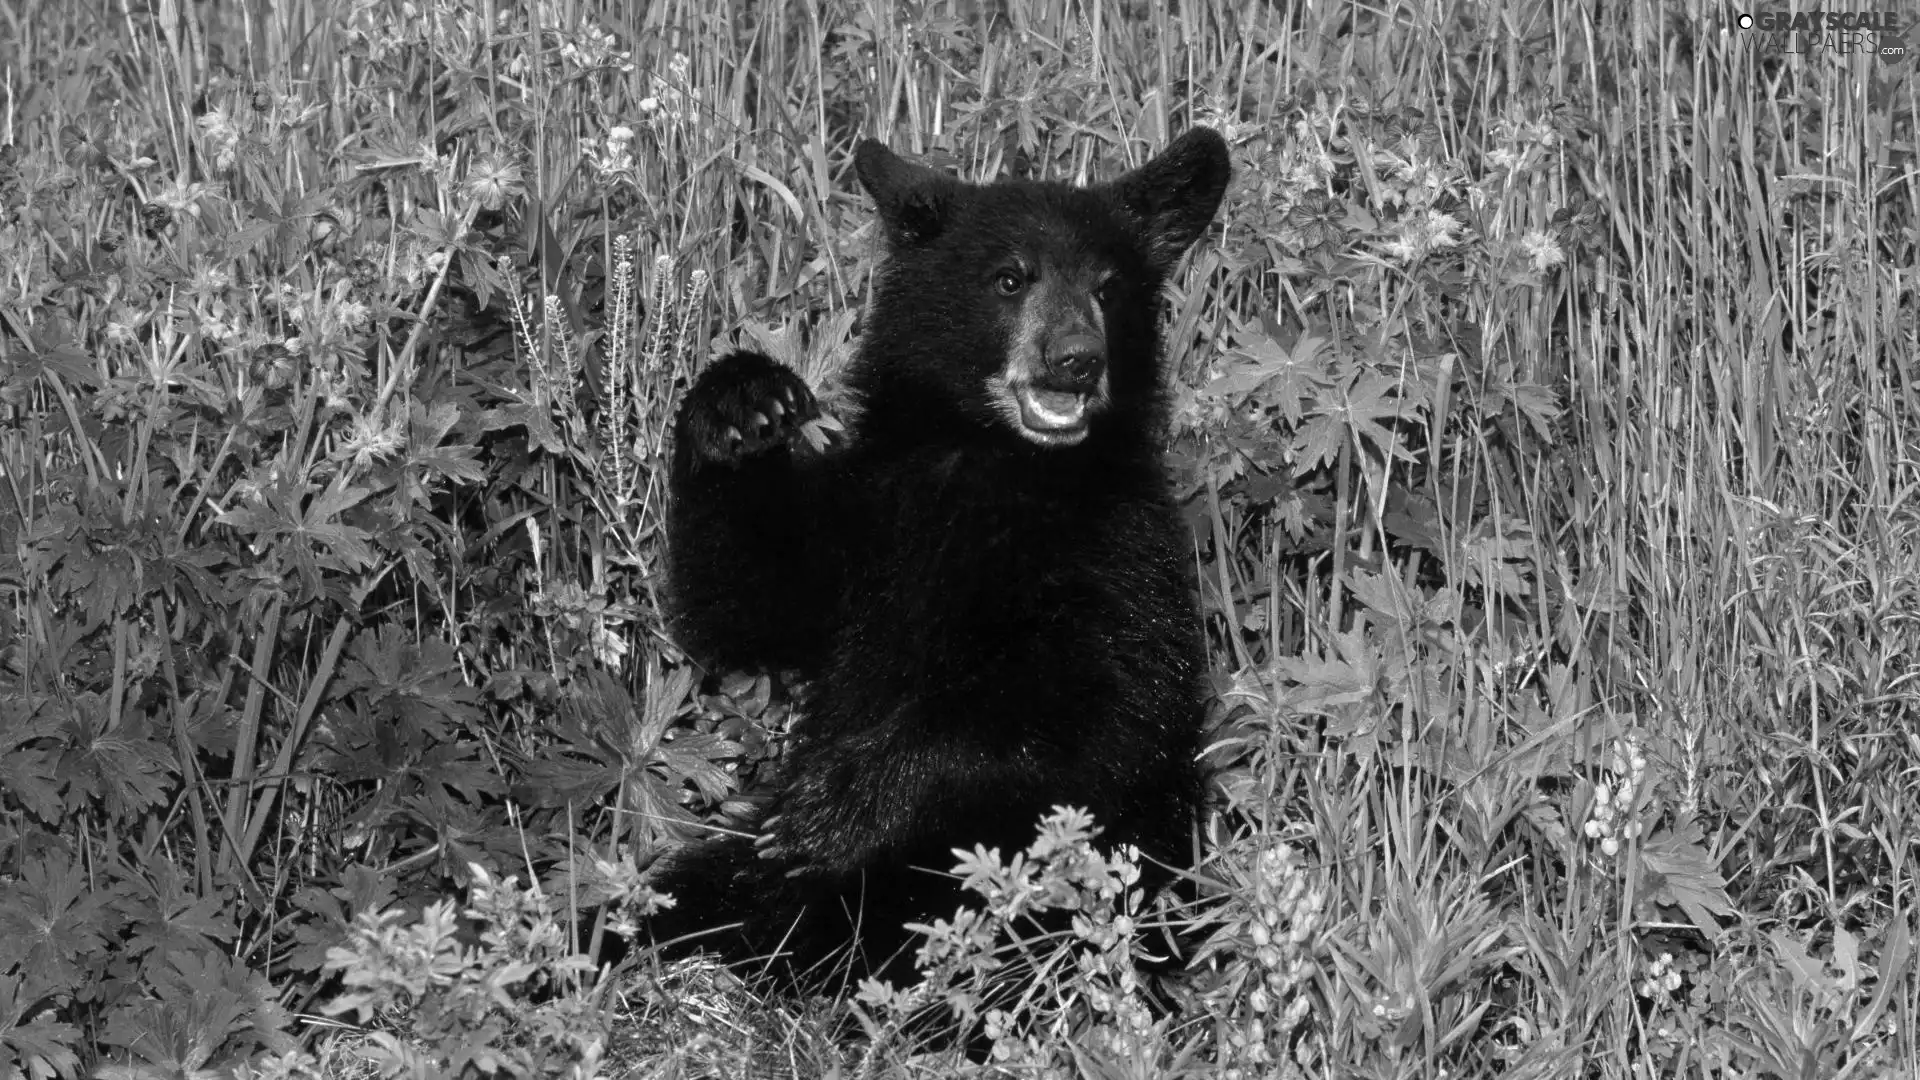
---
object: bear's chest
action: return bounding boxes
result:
[839,480,1177,645]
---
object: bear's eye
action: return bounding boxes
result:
[993,269,1026,297]
[1093,277,1118,305]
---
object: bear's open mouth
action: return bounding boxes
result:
[1014,384,1091,442]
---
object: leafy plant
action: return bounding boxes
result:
[856,807,1183,1070]
[1,0,1915,1076]
[320,865,606,1080]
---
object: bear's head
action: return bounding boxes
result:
[849,129,1231,452]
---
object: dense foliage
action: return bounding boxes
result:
[0,0,1914,1077]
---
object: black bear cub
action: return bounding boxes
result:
[652,129,1231,992]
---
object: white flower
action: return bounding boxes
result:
[1378,237,1418,264]
[149,177,213,216]
[1521,230,1565,272]
[1377,211,1464,265]
[104,307,149,345]
[335,299,372,331]
[462,154,523,210]
[343,411,403,466]
[1423,210,1464,248]
[197,106,242,171]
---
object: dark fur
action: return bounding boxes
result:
[649,130,1231,992]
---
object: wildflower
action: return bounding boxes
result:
[148,176,213,217]
[1066,14,1097,80]
[1378,208,1465,265]
[1284,190,1347,254]
[249,341,295,389]
[313,367,356,411]
[1584,735,1648,858]
[103,306,150,346]
[463,154,523,211]
[549,6,634,74]
[644,52,700,124]
[1487,112,1562,176]
[582,129,636,184]
[334,298,372,332]
[1520,230,1565,273]
[1379,236,1417,263]
[1381,150,1459,210]
[199,314,241,344]
[1636,951,1683,1000]
[1378,107,1442,154]
[340,410,404,469]
[1421,210,1464,248]
[189,260,234,299]
[197,106,243,171]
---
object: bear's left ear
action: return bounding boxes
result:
[855,140,955,246]
[1110,128,1232,272]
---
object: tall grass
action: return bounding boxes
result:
[0,0,1913,1077]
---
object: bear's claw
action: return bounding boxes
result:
[680,352,819,467]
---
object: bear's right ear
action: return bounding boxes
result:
[1110,127,1232,273]
[855,140,954,246]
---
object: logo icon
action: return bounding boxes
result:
[1733,9,1909,64]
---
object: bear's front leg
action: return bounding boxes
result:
[755,723,1046,882]
[666,350,830,672]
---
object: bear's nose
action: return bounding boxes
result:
[1045,333,1106,389]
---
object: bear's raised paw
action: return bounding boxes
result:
[678,351,818,468]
